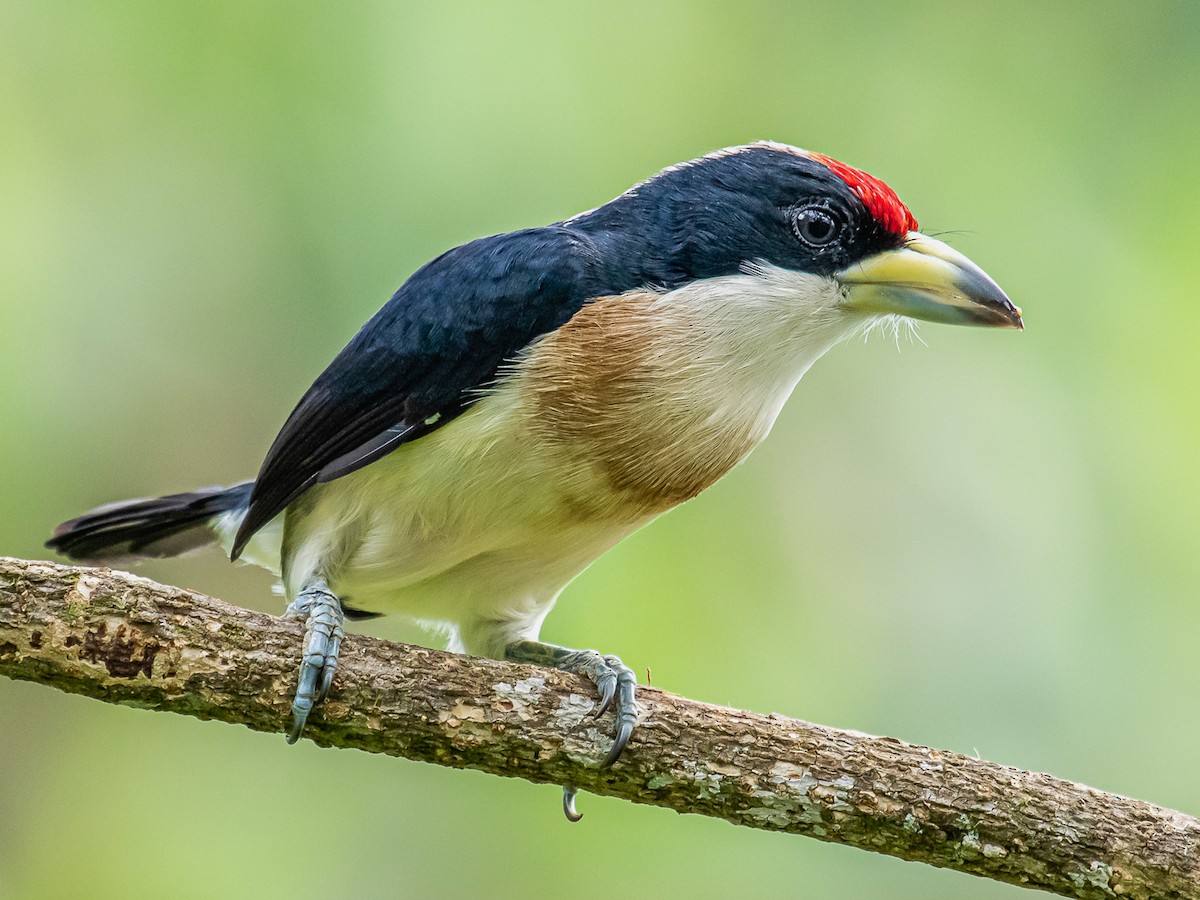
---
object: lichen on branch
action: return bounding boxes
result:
[1,557,1198,900]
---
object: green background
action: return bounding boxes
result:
[3,3,1199,898]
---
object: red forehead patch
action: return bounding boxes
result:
[810,153,918,236]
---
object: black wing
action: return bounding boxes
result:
[231,226,598,558]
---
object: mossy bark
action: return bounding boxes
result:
[1,557,1197,899]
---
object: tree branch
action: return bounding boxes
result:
[1,557,1196,898]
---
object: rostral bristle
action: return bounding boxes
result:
[809,153,918,236]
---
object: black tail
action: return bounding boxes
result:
[46,482,253,564]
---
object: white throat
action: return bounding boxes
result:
[646,262,860,410]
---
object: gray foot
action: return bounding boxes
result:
[283,581,345,743]
[505,640,638,821]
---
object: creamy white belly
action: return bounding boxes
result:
[280,397,657,657]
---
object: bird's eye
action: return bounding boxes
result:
[791,206,842,247]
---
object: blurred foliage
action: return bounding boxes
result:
[2,2,1199,898]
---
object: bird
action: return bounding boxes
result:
[46,141,1022,820]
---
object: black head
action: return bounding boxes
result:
[572,142,918,289]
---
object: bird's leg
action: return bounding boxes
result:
[505,639,637,820]
[282,578,345,743]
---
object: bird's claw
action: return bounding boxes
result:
[283,583,344,744]
[602,670,637,768]
[594,668,617,717]
[591,654,636,767]
[504,640,639,821]
[562,786,583,822]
